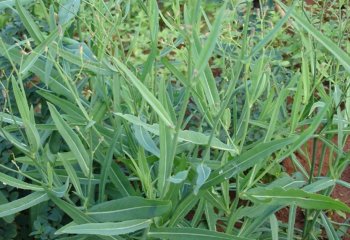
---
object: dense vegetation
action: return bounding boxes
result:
[0,0,350,239]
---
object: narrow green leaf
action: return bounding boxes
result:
[115,113,238,154]
[38,90,84,121]
[0,192,48,217]
[59,48,111,75]
[195,3,226,75]
[15,0,44,44]
[109,162,136,197]
[242,188,350,212]
[302,178,335,193]
[47,191,95,224]
[287,204,296,240]
[0,128,30,154]
[99,132,119,202]
[270,214,279,240]
[202,136,297,189]
[48,103,90,176]
[88,196,171,222]
[58,153,83,197]
[57,219,151,236]
[148,228,250,240]
[0,172,43,191]
[110,58,175,128]
[169,193,200,226]
[12,77,40,153]
[320,212,339,240]
[21,27,59,75]
[158,77,174,196]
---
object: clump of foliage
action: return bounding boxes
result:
[0,0,350,239]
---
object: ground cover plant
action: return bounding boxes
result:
[0,0,350,239]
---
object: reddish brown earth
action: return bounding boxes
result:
[281,136,350,239]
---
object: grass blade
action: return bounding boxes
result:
[243,188,350,212]
[48,103,90,176]
[15,0,44,44]
[0,172,43,191]
[202,136,297,189]
[57,219,151,236]
[287,204,296,240]
[20,27,59,75]
[87,197,171,222]
[195,2,226,76]
[148,228,250,240]
[99,132,119,202]
[115,113,238,154]
[0,192,49,217]
[58,153,83,197]
[111,58,175,128]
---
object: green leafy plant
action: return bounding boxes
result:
[0,0,350,239]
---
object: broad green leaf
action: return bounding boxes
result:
[20,27,60,75]
[57,219,151,236]
[88,196,171,222]
[110,58,174,128]
[242,188,350,212]
[58,0,80,25]
[194,163,211,195]
[115,113,238,154]
[0,192,48,217]
[0,172,43,191]
[148,228,250,240]
[48,103,90,176]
